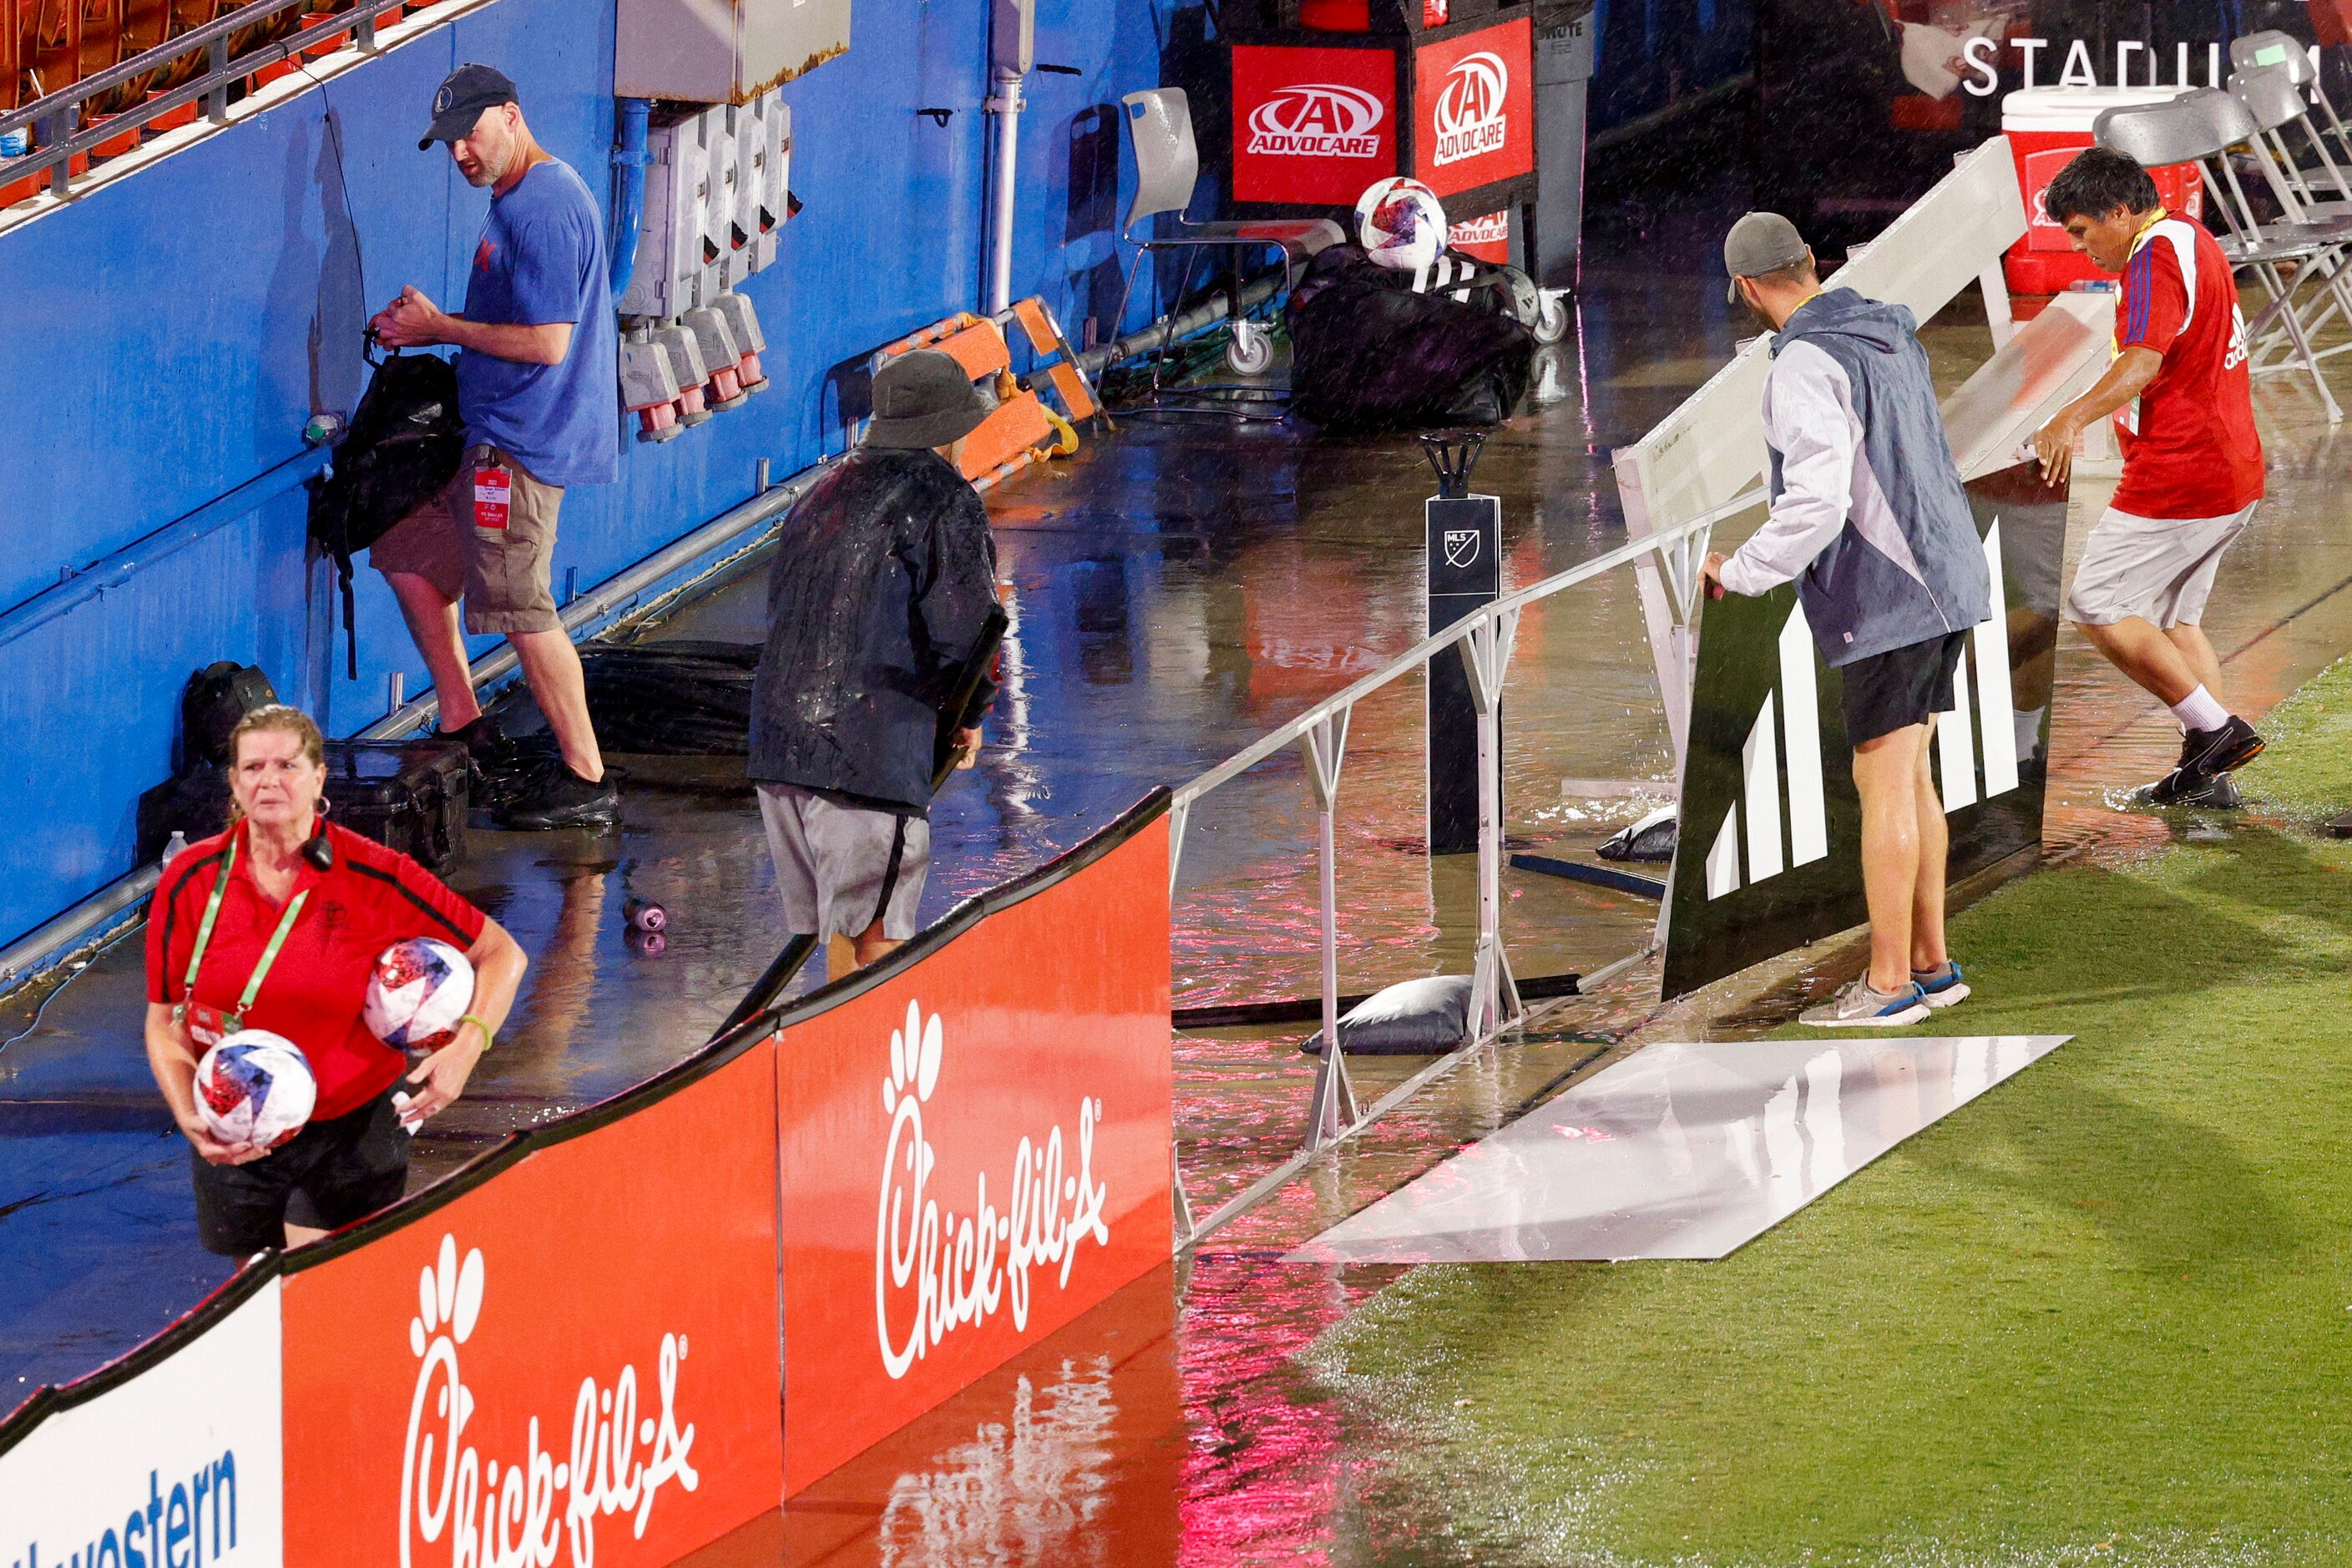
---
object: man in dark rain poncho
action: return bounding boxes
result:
[751,351,1001,978]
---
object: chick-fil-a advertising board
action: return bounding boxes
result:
[774,817,1173,1494]
[276,1044,784,1568]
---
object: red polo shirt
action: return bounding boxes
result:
[146,817,487,1120]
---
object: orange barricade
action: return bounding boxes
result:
[775,811,1172,1493]
[870,296,1105,493]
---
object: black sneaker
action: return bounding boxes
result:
[494,757,619,830]
[442,712,512,763]
[2140,717,2263,807]
[2138,771,2243,809]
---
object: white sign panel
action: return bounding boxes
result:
[0,1278,283,1568]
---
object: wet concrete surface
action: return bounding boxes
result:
[9,188,2352,1560]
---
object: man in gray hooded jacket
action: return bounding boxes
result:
[1700,212,1991,1029]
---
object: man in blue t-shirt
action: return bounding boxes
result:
[368,64,621,830]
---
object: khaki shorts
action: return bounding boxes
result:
[367,444,564,635]
[2066,503,2255,630]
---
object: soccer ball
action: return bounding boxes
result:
[195,1031,316,1148]
[1355,177,1449,273]
[363,938,476,1051]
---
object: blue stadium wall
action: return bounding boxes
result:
[0,0,1211,949]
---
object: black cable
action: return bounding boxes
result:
[295,56,372,314]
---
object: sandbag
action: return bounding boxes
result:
[580,640,759,755]
[1301,974,1473,1055]
[1598,804,1678,863]
[1283,245,1535,432]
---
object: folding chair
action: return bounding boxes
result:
[2096,88,2344,421]
[1115,87,1345,379]
[2228,60,2352,219]
[2231,30,2352,166]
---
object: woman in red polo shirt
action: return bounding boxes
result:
[143,705,528,1255]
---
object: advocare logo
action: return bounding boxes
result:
[877,1000,1111,1379]
[1246,83,1385,159]
[1432,52,1510,166]
[400,1233,701,1568]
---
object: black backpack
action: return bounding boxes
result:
[307,341,465,676]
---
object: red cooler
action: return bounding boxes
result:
[2001,87,2205,295]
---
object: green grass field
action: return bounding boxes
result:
[1306,660,2352,1566]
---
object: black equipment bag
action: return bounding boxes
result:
[1283,244,1535,433]
[307,341,465,678]
[932,604,1009,789]
[579,640,761,755]
[321,738,472,873]
[180,662,280,768]
[135,766,234,865]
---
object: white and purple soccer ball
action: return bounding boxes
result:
[1355,177,1448,274]
[363,938,476,1052]
[195,1031,316,1148]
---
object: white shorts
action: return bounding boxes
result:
[2066,503,2255,630]
[756,783,930,940]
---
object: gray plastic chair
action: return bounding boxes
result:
[1115,87,1345,376]
[2232,29,2352,158]
[2095,89,2344,420]
[2231,62,2352,235]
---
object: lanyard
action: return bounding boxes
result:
[180,832,311,1030]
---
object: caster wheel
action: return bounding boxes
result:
[1531,290,1571,346]
[1226,321,1274,377]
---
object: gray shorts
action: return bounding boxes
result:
[2066,503,2255,630]
[757,783,929,940]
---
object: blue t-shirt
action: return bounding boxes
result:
[454,159,620,488]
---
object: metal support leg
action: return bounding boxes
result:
[1166,796,1191,896]
[1457,612,1522,1041]
[1171,1140,1198,1249]
[1300,710,1356,1149]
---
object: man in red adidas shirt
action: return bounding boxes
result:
[2031,148,2266,805]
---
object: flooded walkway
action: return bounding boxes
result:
[8,190,2352,1562]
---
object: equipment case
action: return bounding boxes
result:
[323,738,471,873]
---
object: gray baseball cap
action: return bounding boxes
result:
[1723,210,1811,304]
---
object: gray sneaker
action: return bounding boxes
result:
[1800,977,1930,1028]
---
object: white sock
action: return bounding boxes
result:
[2014,706,2045,760]
[2170,685,2230,734]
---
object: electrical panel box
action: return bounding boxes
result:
[620,96,791,318]
[617,112,717,319]
[617,0,852,104]
[723,96,788,282]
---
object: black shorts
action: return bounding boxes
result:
[191,1083,410,1256]
[1841,630,1967,746]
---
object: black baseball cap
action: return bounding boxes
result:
[417,63,518,150]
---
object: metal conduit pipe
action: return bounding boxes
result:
[609,98,652,299]
[1075,267,1285,375]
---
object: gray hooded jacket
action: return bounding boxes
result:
[1718,288,1991,666]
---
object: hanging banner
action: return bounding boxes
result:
[1663,462,2065,999]
[276,1044,784,1568]
[775,813,1173,1495]
[0,1277,285,1568]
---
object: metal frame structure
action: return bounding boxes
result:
[1165,487,1764,1249]
[1,0,424,201]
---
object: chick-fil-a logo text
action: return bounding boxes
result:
[876,1001,1112,1379]
[400,1234,700,1567]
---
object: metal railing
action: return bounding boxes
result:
[1167,483,1766,1247]
[2,0,427,201]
